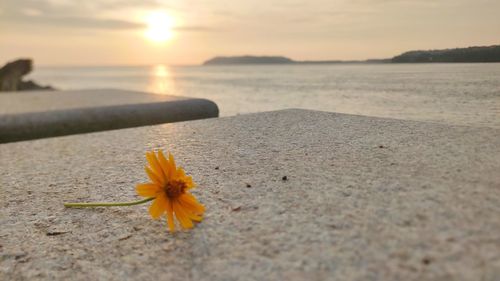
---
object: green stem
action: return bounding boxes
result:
[64,197,154,208]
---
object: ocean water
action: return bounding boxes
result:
[29,63,500,128]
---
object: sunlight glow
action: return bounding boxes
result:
[145,11,174,43]
[148,64,175,94]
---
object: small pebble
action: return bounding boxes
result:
[46,231,69,236]
[422,258,432,265]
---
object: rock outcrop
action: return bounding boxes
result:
[0,59,53,92]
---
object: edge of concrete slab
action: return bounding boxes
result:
[0,98,219,143]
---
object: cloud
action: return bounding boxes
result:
[21,8,42,16]
[174,26,218,32]
[42,16,145,30]
[0,0,214,32]
[2,0,165,14]
[4,13,217,32]
[2,13,145,30]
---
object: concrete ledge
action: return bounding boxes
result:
[1,109,499,280]
[0,89,219,143]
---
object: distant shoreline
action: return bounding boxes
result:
[203,45,500,65]
[202,56,390,66]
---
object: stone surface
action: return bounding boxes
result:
[0,89,219,143]
[0,109,499,281]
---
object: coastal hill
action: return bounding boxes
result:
[203,45,500,65]
[203,56,294,65]
[392,45,500,63]
[203,55,388,65]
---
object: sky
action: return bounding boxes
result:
[1,0,499,66]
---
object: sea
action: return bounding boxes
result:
[28,63,500,129]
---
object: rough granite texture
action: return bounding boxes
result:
[0,109,499,281]
[0,89,219,143]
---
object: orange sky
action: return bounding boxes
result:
[1,0,499,66]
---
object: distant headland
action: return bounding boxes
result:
[202,55,389,65]
[203,45,500,65]
[203,56,295,65]
[392,45,500,63]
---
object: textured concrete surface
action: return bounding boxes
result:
[0,89,218,142]
[1,109,499,281]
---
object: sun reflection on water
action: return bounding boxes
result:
[148,64,175,95]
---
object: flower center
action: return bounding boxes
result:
[164,180,187,199]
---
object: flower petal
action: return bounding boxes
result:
[136,183,160,197]
[184,175,196,189]
[173,200,193,229]
[149,193,167,219]
[157,150,172,180]
[165,198,175,232]
[175,167,186,181]
[179,193,205,214]
[187,212,203,222]
[146,152,165,182]
[169,153,177,172]
[181,205,203,222]
[145,166,163,186]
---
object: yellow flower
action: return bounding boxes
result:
[136,150,205,232]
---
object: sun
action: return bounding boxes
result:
[145,11,174,43]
